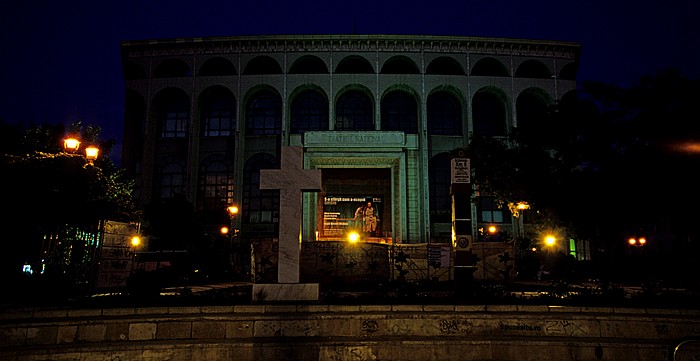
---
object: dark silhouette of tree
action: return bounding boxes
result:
[466,68,700,283]
[0,121,138,302]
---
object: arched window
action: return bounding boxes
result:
[154,58,191,78]
[335,90,374,130]
[429,153,451,223]
[243,153,280,227]
[515,60,552,78]
[559,62,578,80]
[381,90,417,133]
[427,91,462,135]
[246,90,282,135]
[198,57,237,76]
[426,57,465,75]
[472,89,508,137]
[243,56,283,75]
[380,56,420,74]
[335,56,374,74]
[154,89,190,138]
[516,88,552,143]
[290,89,329,133]
[200,86,236,137]
[157,161,186,200]
[197,156,235,212]
[471,57,509,77]
[289,56,329,74]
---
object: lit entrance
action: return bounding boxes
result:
[317,168,392,243]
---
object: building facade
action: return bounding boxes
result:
[120,34,580,252]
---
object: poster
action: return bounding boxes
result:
[322,196,382,238]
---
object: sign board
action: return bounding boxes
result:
[94,221,139,290]
[322,196,382,238]
[451,158,470,184]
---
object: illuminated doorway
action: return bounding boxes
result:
[318,168,392,242]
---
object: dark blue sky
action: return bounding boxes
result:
[1,0,699,164]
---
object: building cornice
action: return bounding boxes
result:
[121,34,581,60]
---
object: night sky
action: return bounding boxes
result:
[1,0,699,164]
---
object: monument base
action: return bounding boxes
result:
[252,283,320,302]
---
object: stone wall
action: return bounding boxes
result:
[253,240,455,284]
[2,305,699,361]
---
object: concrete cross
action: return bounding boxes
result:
[259,146,321,283]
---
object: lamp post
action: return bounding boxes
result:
[226,205,239,278]
[63,137,100,164]
[59,136,102,295]
[627,236,647,281]
[508,201,530,239]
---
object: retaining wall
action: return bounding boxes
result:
[2,304,699,360]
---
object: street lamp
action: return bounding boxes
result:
[508,201,530,238]
[544,234,557,248]
[626,236,647,281]
[628,237,647,247]
[63,137,99,164]
[63,137,81,152]
[225,204,239,278]
[85,145,100,163]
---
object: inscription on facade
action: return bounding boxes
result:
[304,131,405,148]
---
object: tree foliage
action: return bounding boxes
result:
[466,68,700,280]
[0,120,138,294]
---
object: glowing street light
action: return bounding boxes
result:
[130,236,141,248]
[85,145,100,162]
[544,234,557,247]
[63,137,100,164]
[63,137,81,152]
[628,237,647,247]
[225,204,240,278]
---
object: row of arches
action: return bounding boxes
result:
[126,84,573,140]
[124,55,577,80]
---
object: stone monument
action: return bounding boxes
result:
[254,146,322,301]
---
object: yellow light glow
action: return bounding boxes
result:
[544,235,556,246]
[347,231,360,243]
[638,237,646,245]
[488,225,497,234]
[85,145,99,160]
[63,138,80,151]
[516,202,530,210]
[130,236,141,247]
[220,226,230,235]
[227,205,239,215]
[628,238,637,246]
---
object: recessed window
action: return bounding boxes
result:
[246,90,282,135]
[427,91,462,135]
[290,90,328,133]
[335,90,374,130]
[201,87,236,137]
[197,157,235,212]
[381,91,417,133]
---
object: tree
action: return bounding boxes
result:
[466,68,700,283]
[0,121,138,302]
